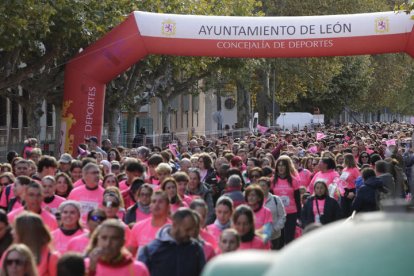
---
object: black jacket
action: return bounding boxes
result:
[138,225,205,276]
[352,176,386,212]
[301,196,342,228]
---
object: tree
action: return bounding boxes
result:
[0,0,134,144]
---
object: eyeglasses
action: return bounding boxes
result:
[250,175,260,179]
[103,201,120,208]
[5,259,25,266]
[89,215,105,222]
[139,192,152,197]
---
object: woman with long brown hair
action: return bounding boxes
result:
[272,156,301,246]
[1,244,38,276]
[13,212,59,276]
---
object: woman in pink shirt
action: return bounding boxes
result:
[14,212,59,276]
[232,205,269,250]
[340,153,360,217]
[41,176,66,215]
[67,209,107,254]
[244,185,273,244]
[192,212,216,262]
[124,184,153,225]
[52,201,86,254]
[1,244,38,276]
[68,161,82,184]
[172,172,193,206]
[54,173,73,199]
[309,157,339,194]
[103,187,126,220]
[207,196,233,245]
[160,177,188,214]
[85,219,149,276]
[102,174,119,189]
[190,199,218,251]
[272,156,301,246]
[102,188,130,241]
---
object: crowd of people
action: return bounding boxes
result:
[0,121,412,276]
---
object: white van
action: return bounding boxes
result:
[276,112,314,131]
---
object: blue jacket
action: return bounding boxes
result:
[138,224,205,276]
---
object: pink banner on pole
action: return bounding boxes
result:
[316,132,326,141]
[257,124,269,134]
[385,139,396,146]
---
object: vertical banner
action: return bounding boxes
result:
[60,76,105,156]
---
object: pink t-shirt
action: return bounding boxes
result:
[200,229,218,251]
[182,195,193,206]
[340,167,360,189]
[206,224,223,245]
[309,170,340,194]
[170,201,188,214]
[313,198,325,222]
[253,206,273,230]
[118,180,130,192]
[127,217,171,252]
[73,179,103,188]
[0,184,15,209]
[84,258,149,276]
[272,177,300,214]
[68,185,104,223]
[42,195,66,215]
[67,233,90,253]
[52,228,86,254]
[298,169,312,188]
[134,208,152,223]
[73,178,84,188]
[8,197,23,212]
[239,236,270,250]
[37,247,59,276]
[203,241,216,262]
[8,207,58,231]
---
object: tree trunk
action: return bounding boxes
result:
[257,68,270,126]
[25,98,44,138]
[160,96,170,131]
[107,106,120,146]
[236,81,250,128]
[126,113,135,148]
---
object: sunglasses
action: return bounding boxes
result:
[250,175,260,179]
[361,155,369,158]
[0,182,9,186]
[89,215,105,222]
[103,201,120,208]
[6,259,25,266]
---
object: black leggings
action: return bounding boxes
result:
[282,212,298,246]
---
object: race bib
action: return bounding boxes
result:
[281,196,290,207]
[80,201,99,215]
[340,172,350,181]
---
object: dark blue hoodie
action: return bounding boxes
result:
[352,177,386,212]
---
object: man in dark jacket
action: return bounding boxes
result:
[138,208,205,276]
[352,168,387,212]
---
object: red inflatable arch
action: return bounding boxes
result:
[60,11,414,155]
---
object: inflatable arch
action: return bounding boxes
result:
[60,11,414,155]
